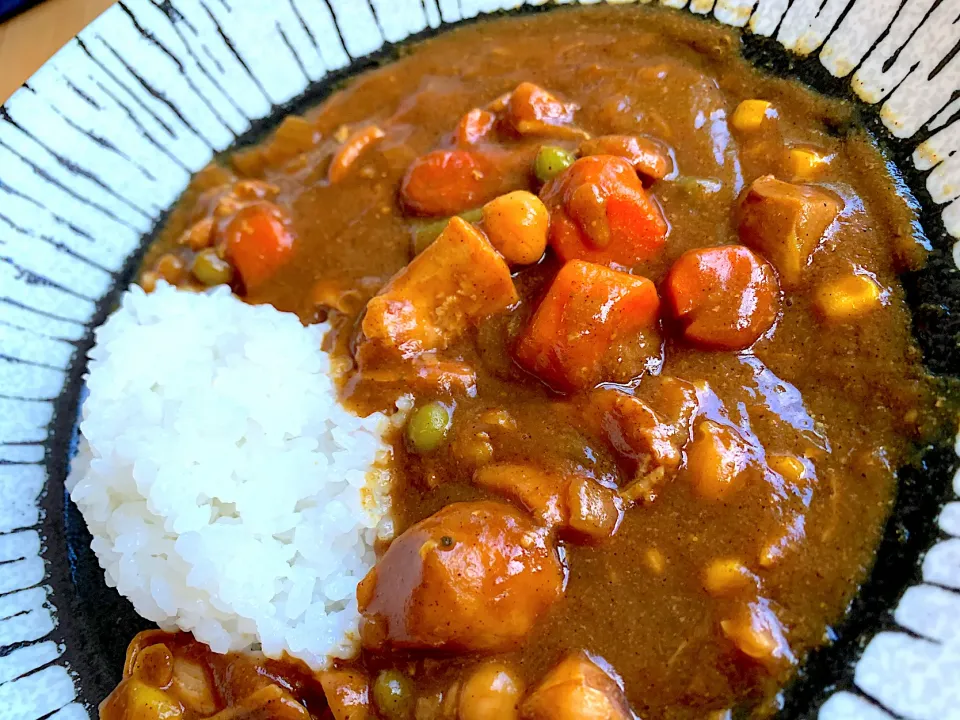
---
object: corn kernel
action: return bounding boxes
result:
[786,146,833,181]
[731,99,774,132]
[814,273,885,322]
[703,558,756,596]
[767,454,809,485]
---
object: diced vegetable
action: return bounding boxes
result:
[702,559,758,596]
[401,149,504,216]
[319,670,371,720]
[737,175,842,288]
[534,145,576,183]
[407,402,451,453]
[813,271,886,322]
[131,643,174,687]
[540,156,668,268]
[664,245,780,350]
[358,502,563,652]
[176,217,214,250]
[190,249,234,287]
[685,420,756,500]
[515,260,660,391]
[578,134,673,181]
[521,652,632,720]
[455,108,497,146]
[328,125,385,183]
[372,669,415,720]
[785,146,833,181]
[504,82,586,139]
[459,662,524,720]
[222,202,295,292]
[363,217,518,356]
[481,190,549,265]
[720,600,796,668]
[731,99,775,132]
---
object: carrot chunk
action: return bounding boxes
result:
[328,125,385,183]
[363,217,518,356]
[400,149,504,217]
[664,245,780,350]
[515,260,659,391]
[540,156,668,269]
[222,202,295,292]
[455,108,497,146]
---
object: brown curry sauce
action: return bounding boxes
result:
[119,6,952,720]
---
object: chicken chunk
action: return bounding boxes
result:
[474,463,622,541]
[358,502,564,652]
[362,217,519,356]
[587,380,700,503]
[520,652,632,720]
[737,176,843,288]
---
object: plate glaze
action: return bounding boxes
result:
[0,2,959,719]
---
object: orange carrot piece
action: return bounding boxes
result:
[505,82,586,140]
[664,245,780,350]
[540,155,668,269]
[222,203,295,292]
[455,108,497,146]
[515,260,659,391]
[328,125,385,183]
[400,149,504,217]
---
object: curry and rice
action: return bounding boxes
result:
[66,7,953,720]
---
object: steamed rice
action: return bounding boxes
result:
[66,282,407,669]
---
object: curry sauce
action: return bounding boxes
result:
[121,6,950,720]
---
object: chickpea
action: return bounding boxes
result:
[458,662,523,720]
[481,191,548,265]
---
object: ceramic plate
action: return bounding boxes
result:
[1,1,959,718]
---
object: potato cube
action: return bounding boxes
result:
[785,146,833,181]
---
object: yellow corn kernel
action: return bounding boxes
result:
[124,680,183,720]
[786,146,833,181]
[814,273,885,322]
[703,559,756,596]
[767,454,809,485]
[731,99,774,132]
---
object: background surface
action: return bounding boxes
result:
[0,0,112,101]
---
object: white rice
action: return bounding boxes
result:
[66,282,408,669]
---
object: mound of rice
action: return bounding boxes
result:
[66,282,407,669]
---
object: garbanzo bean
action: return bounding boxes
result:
[481,191,548,265]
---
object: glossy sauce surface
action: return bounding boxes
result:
[131,7,948,719]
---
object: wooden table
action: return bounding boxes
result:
[0,0,114,103]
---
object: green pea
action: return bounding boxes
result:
[411,208,484,255]
[191,249,234,286]
[406,402,451,453]
[372,669,414,720]
[534,145,576,183]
